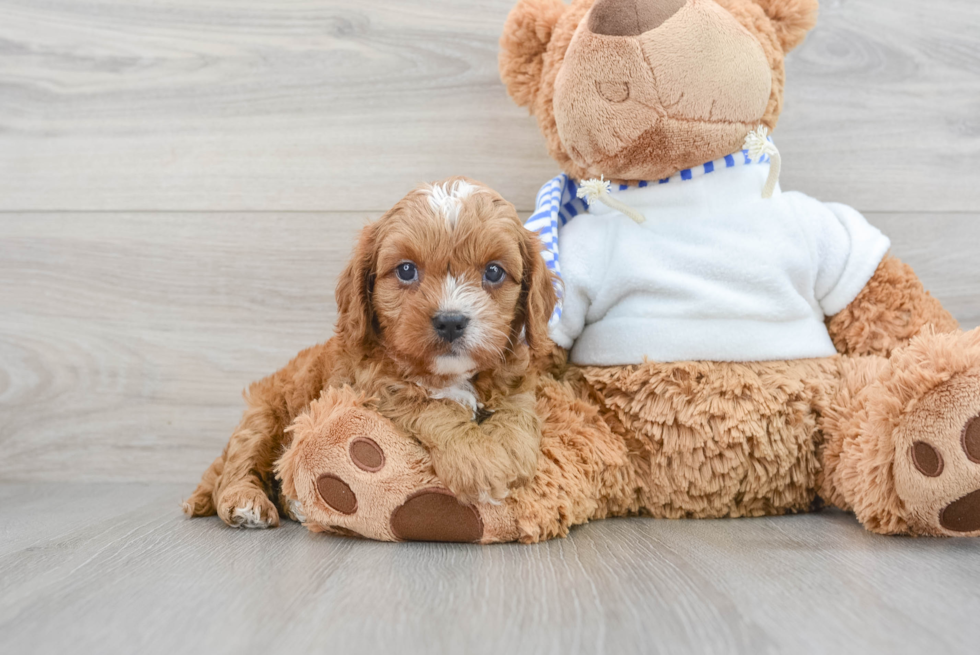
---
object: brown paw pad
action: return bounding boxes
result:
[911,441,944,478]
[963,416,980,464]
[317,474,357,514]
[390,489,483,543]
[940,489,980,533]
[349,437,385,472]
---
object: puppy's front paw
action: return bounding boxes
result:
[429,384,480,419]
[217,486,280,529]
[430,436,538,506]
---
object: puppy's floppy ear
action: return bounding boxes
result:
[517,224,559,368]
[499,0,567,109]
[752,0,819,53]
[335,222,380,352]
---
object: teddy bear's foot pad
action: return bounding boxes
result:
[281,390,518,543]
[314,471,484,542]
[934,415,980,532]
[390,489,484,543]
[897,375,980,536]
[941,489,980,533]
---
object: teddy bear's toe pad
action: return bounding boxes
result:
[963,417,980,463]
[911,441,944,477]
[316,474,358,514]
[940,489,980,533]
[350,437,385,472]
[390,489,484,543]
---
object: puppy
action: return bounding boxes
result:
[184,177,558,527]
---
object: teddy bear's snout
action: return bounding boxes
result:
[552,0,774,180]
[588,0,687,36]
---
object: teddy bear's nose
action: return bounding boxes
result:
[588,0,687,36]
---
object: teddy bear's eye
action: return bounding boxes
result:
[395,262,418,284]
[596,81,630,103]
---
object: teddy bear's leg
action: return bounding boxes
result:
[820,329,980,536]
[575,358,842,520]
[275,386,522,543]
[276,379,632,544]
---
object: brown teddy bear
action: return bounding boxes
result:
[273,0,980,542]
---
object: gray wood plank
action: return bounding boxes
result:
[0,481,180,557]
[779,0,980,212]
[0,212,362,483]
[0,482,978,655]
[1,211,978,484]
[0,0,978,213]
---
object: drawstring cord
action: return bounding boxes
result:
[576,177,647,224]
[744,126,781,199]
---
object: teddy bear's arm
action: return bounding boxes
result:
[826,255,959,357]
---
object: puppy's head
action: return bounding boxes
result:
[336,177,557,384]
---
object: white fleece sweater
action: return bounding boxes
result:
[543,162,891,365]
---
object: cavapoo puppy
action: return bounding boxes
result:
[184,177,558,527]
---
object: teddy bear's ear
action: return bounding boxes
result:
[499,0,568,109]
[753,0,819,53]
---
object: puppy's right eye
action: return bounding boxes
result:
[395,262,418,284]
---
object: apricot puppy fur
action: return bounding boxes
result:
[184,177,558,527]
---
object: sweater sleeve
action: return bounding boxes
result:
[806,201,891,317]
[548,220,606,349]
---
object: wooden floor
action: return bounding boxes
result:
[1,482,979,655]
[2,1,979,653]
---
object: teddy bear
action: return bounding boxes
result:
[273,0,980,542]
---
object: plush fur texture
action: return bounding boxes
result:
[185,178,558,525]
[574,358,836,519]
[499,0,568,109]
[827,255,960,357]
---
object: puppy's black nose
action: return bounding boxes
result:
[432,313,469,343]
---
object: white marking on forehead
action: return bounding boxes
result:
[426,180,477,227]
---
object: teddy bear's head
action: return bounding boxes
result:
[500,0,818,182]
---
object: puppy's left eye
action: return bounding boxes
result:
[483,263,506,285]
